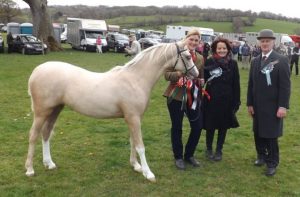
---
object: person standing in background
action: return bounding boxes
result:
[7,32,14,54]
[290,42,299,75]
[203,42,211,62]
[125,35,141,57]
[96,35,102,54]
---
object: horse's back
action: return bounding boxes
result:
[29,61,88,110]
[28,61,124,117]
[30,61,85,79]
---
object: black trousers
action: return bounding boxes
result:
[167,99,202,160]
[206,129,227,152]
[254,131,279,168]
[290,57,299,75]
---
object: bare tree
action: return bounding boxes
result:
[23,0,61,51]
[232,17,244,33]
[0,0,21,23]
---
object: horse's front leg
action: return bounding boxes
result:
[130,137,142,173]
[126,115,155,182]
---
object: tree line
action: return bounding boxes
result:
[2,2,300,28]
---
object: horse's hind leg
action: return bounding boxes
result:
[42,105,64,170]
[25,115,47,176]
[125,115,155,182]
[129,137,142,173]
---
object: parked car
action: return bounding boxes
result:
[146,34,162,42]
[1,26,7,33]
[60,30,67,43]
[138,37,160,49]
[106,32,129,52]
[12,34,47,55]
[161,38,178,43]
[0,35,4,53]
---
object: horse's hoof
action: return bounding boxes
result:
[143,171,155,182]
[134,166,143,173]
[48,164,56,170]
[25,170,35,177]
[43,161,56,170]
[131,162,142,173]
[147,177,156,183]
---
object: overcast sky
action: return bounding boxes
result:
[13,0,299,18]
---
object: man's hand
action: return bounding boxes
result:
[277,107,287,118]
[248,106,254,117]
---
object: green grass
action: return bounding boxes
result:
[243,18,300,34]
[0,45,300,196]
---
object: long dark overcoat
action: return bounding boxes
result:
[203,58,240,130]
[247,51,291,138]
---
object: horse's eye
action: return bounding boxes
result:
[186,56,192,60]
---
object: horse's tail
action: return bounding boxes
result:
[28,79,34,112]
[28,69,37,112]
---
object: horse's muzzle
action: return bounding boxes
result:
[186,65,199,78]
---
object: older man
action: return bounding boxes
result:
[125,35,141,57]
[247,29,291,176]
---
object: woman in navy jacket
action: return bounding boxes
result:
[203,38,241,161]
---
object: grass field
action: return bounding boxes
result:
[0,45,300,196]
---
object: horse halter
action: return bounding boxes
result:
[173,43,196,75]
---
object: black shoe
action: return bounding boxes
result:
[184,157,201,167]
[206,150,214,160]
[265,167,276,176]
[214,151,222,161]
[254,159,265,166]
[175,159,185,170]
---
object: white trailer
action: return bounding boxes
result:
[217,32,246,42]
[246,32,294,47]
[67,17,108,52]
[166,25,214,44]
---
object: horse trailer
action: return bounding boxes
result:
[67,18,108,52]
[166,25,214,45]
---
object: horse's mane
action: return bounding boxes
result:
[107,41,184,73]
[123,43,176,69]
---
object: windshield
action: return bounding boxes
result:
[115,34,128,40]
[284,42,295,48]
[20,35,40,42]
[148,34,161,39]
[85,31,103,39]
[201,35,212,44]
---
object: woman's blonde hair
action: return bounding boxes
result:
[185,29,201,39]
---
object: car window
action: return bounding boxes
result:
[115,34,128,40]
[26,36,38,42]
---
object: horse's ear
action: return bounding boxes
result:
[177,40,185,48]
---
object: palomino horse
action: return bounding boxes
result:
[25,41,199,182]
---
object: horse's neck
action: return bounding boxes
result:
[124,45,174,92]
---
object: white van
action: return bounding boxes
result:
[67,18,108,52]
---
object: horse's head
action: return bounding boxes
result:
[172,41,199,78]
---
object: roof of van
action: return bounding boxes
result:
[67,17,107,31]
